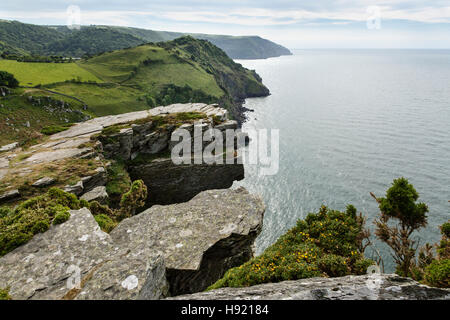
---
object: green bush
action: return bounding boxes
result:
[424,259,450,288]
[441,222,450,238]
[318,254,348,277]
[208,205,373,289]
[0,71,19,88]
[0,187,81,256]
[119,179,147,218]
[40,124,72,136]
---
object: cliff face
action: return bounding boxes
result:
[170,274,450,300]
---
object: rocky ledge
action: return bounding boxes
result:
[170,274,450,300]
[0,188,264,300]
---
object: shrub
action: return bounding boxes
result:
[119,180,147,218]
[0,71,19,88]
[318,254,349,277]
[424,259,450,288]
[441,222,450,239]
[94,214,117,233]
[208,205,373,289]
[0,187,81,256]
[372,178,428,276]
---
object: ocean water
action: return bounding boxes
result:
[234,49,450,272]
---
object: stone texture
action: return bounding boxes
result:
[32,176,56,188]
[129,158,244,206]
[0,142,18,152]
[170,274,450,300]
[110,187,265,295]
[63,180,84,196]
[25,148,92,164]
[80,186,108,204]
[0,208,168,300]
[0,189,20,203]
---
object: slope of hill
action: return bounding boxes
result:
[0,20,292,59]
[0,36,269,144]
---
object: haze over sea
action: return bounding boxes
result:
[234,49,450,272]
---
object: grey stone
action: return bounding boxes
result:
[81,167,107,193]
[110,187,265,295]
[80,186,108,204]
[170,274,450,300]
[0,142,18,152]
[0,189,20,203]
[32,176,56,188]
[63,180,84,196]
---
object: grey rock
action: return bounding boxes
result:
[0,142,19,152]
[170,274,450,300]
[76,251,168,300]
[111,187,265,295]
[81,167,107,193]
[80,186,108,204]
[63,180,84,196]
[0,189,20,203]
[32,176,56,188]
[142,130,170,154]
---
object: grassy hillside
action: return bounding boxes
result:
[0,36,269,145]
[0,20,291,59]
[0,60,103,86]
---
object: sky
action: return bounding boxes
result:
[1,0,450,49]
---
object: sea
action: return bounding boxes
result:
[234,49,450,272]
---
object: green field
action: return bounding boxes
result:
[0,59,103,86]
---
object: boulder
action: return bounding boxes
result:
[63,180,84,196]
[80,186,108,204]
[170,274,450,300]
[81,167,107,193]
[32,176,56,188]
[0,189,20,204]
[110,187,265,295]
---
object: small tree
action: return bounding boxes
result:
[371,177,428,276]
[0,71,19,88]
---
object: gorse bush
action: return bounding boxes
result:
[208,205,374,289]
[0,70,19,88]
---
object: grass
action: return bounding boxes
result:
[0,90,87,145]
[47,82,148,116]
[0,59,103,86]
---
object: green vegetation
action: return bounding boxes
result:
[208,205,373,289]
[0,59,102,86]
[40,124,73,135]
[371,178,429,276]
[0,287,11,300]
[105,161,132,204]
[0,71,18,88]
[0,187,85,256]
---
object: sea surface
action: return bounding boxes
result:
[234,49,450,272]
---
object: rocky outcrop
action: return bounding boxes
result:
[110,187,265,296]
[80,186,109,204]
[0,188,264,299]
[129,158,244,206]
[170,274,450,300]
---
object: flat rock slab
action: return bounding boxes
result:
[0,157,9,169]
[25,148,91,164]
[80,186,108,204]
[0,142,18,152]
[170,274,450,300]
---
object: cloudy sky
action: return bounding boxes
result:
[1,0,450,48]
